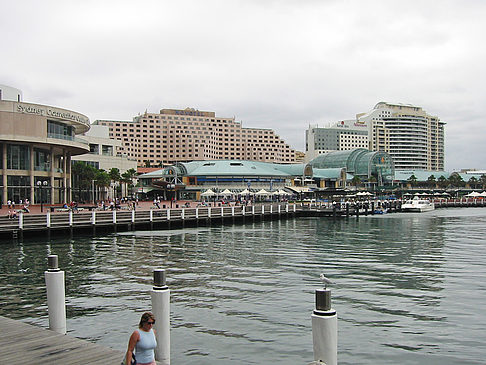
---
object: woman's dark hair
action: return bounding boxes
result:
[139,312,155,328]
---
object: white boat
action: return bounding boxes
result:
[401,197,435,212]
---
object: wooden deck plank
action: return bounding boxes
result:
[0,316,134,364]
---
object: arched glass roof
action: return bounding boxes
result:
[309,149,394,181]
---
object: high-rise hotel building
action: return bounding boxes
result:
[357,102,445,171]
[93,108,296,166]
[306,102,445,171]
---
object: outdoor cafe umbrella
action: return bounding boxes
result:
[201,189,216,197]
[255,189,270,196]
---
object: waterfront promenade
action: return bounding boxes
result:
[1,198,485,240]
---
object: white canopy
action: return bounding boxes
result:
[481,191,486,197]
[356,191,372,196]
[239,189,252,195]
[278,189,291,195]
[466,191,481,197]
[201,189,216,197]
[255,189,270,196]
[220,189,233,196]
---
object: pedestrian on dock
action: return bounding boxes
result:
[125,312,157,365]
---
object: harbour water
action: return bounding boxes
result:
[1,208,486,364]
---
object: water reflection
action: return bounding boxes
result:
[1,209,486,364]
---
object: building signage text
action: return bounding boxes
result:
[16,103,89,126]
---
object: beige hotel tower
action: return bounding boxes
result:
[94,108,296,166]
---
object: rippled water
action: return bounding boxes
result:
[1,208,486,364]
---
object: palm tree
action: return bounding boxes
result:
[407,174,418,188]
[468,176,478,189]
[448,173,465,188]
[121,168,137,198]
[479,174,486,189]
[95,169,111,201]
[427,175,437,189]
[438,175,448,189]
[71,161,96,203]
[351,175,361,189]
[368,176,377,190]
[109,168,121,198]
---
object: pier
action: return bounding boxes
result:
[1,199,485,240]
[0,315,136,364]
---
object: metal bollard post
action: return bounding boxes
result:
[45,255,67,334]
[151,269,170,365]
[311,286,337,365]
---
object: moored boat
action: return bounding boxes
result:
[401,197,435,212]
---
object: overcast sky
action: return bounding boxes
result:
[2,0,485,171]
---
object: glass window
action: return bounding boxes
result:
[7,175,31,204]
[7,144,30,170]
[89,144,99,154]
[34,148,51,171]
[102,145,113,156]
[47,120,74,141]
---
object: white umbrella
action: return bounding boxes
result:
[201,189,216,197]
[255,189,270,196]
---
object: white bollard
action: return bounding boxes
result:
[45,255,67,334]
[151,269,170,365]
[311,288,337,365]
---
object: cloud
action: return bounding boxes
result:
[2,0,486,170]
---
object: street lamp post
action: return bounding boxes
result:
[169,184,175,208]
[37,180,48,213]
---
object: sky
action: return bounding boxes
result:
[2,0,486,171]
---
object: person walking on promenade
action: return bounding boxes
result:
[125,312,157,365]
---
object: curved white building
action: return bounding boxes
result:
[357,102,445,171]
[0,84,90,205]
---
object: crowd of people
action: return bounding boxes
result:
[6,198,30,218]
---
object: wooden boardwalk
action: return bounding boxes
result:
[0,315,140,364]
[1,199,484,240]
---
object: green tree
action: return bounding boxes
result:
[71,161,96,189]
[480,174,486,189]
[144,160,151,168]
[438,175,448,188]
[407,174,418,187]
[71,161,97,202]
[95,169,111,201]
[368,175,377,189]
[109,168,121,198]
[109,168,121,182]
[427,175,437,189]
[468,176,478,189]
[121,168,137,197]
[448,173,465,188]
[351,175,361,188]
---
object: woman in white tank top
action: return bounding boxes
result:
[125,312,157,365]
